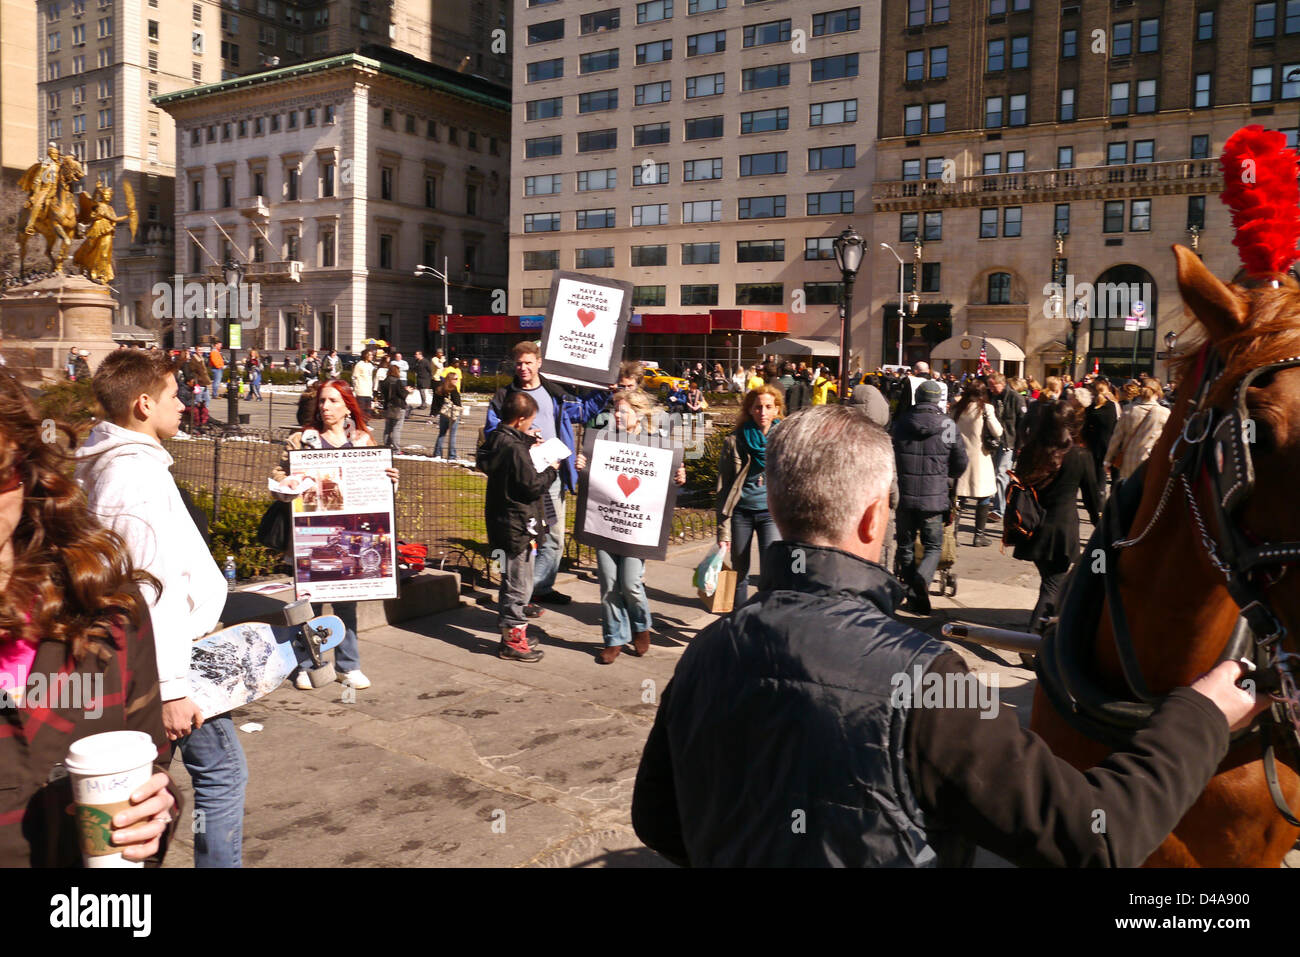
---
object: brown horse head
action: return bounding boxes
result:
[1030,243,1300,866]
[1170,244,1300,643]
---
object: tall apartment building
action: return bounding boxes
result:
[157,47,510,353]
[35,0,510,336]
[511,0,882,365]
[872,0,1300,380]
[0,0,38,183]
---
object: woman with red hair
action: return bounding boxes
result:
[271,379,399,691]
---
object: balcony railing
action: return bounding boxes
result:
[874,158,1221,210]
[237,195,270,219]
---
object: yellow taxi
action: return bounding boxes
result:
[641,363,690,392]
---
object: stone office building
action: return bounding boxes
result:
[871,0,1300,380]
[156,46,510,353]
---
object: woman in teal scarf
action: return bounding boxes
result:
[715,384,784,605]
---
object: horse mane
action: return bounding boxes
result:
[1172,278,1300,404]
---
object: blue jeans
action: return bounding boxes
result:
[895,509,945,597]
[434,414,459,459]
[249,370,262,399]
[174,713,247,868]
[596,550,650,646]
[210,368,223,398]
[533,478,565,596]
[730,507,780,605]
[993,448,1013,516]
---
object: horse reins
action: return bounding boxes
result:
[1041,341,1300,827]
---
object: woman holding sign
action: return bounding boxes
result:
[270,380,400,691]
[576,388,686,664]
[716,385,784,606]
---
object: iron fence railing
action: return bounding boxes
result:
[164,426,718,589]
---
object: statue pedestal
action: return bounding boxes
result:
[0,275,117,382]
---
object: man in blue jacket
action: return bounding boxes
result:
[891,379,967,615]
[485,340,609,605]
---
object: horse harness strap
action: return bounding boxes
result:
[1039,345,1300,827]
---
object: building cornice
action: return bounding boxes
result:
[153,54,510,114]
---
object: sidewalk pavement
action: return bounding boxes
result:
[157,529,1061,869]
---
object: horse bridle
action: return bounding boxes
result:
[1105,343,1300,825]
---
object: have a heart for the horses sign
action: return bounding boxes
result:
[574,427,683,561]
[538,271,634,389]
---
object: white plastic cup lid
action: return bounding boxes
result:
[65,731,157,777]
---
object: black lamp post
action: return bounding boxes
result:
[832,225,865,402]
[223,259,244,430]
[1069,298,1086,384]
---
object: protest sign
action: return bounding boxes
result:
[539,271,633,389]
[280,446,398,602]
[573,427,683,561]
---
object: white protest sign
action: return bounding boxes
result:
[539,271,633,388]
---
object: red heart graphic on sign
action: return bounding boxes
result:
[616,474,640,498]
[576,307,598,327]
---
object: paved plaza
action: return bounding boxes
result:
[162,515,1054,868]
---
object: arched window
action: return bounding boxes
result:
[987,271,1011,304]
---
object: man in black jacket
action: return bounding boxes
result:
[477,390,561,661]
[892,379,967,615]
[414,350,435,415]
[631,404,1263,867]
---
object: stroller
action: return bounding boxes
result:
[893,489,959,597]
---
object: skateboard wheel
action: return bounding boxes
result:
[308,663,336,688]
[282,598,313,626]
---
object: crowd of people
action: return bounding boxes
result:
[6,334,1234,870]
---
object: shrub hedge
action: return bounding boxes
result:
[180,482,283,579]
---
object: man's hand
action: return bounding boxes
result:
[161,697,204,741]
[1190,660,1272,732]
[111,772,176,862]
[385,466,399,490]
[675,465,687,486]
[576,453,588,471]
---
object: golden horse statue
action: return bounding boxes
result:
[17,144,84,277]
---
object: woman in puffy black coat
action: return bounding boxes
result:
[1011,401,1100,632]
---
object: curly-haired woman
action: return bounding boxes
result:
[0,369,180,866]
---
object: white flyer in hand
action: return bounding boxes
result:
[529,437,571,473]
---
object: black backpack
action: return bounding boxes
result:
[1002,470,1045,546]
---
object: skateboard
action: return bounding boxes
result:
[189,600,346,719]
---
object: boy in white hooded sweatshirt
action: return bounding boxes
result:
[75,349,247,868]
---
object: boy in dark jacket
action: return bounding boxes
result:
[477,391,561,661]
[891,379,967,614]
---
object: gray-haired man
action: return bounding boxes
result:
[632,405,1264,867]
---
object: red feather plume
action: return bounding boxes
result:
[1219,125,1300,276]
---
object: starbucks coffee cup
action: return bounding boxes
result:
[64,731,158,868]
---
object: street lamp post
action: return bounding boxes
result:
[832,226,865,402]
[223,259,244,430]
[1164,329,1178,381]
[1069,298,1086,384]
[415,259,452,358]
[905,238,924,360]
[879,242,906,366]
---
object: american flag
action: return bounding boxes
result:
[977,337,991,373]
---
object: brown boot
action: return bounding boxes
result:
[629,630,651,657]
[597,645,622,665]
